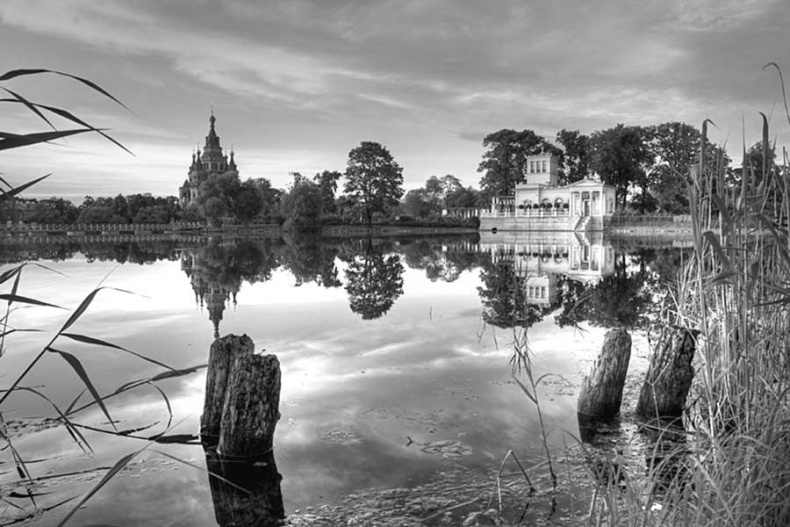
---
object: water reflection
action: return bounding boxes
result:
[204,450,284,526]
[181,238,280,337]
[0,234,697,525]
[343,238,404,320]
[0,234,690,336]
[476,231,617,329]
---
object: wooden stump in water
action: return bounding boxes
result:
[200,334,254,445]
[577,328,632,420]
[218,353,281,458]
[636,328,696,422]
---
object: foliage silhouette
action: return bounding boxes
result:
[344,240,404,319]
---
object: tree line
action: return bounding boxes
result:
[476,122,777,215]
[7,121,774,228]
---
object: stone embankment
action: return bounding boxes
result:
[607,214,693,234]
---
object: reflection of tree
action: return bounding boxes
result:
[477,263,550,329]
[401,239,479,283]
[279,235,342,288]
[344,242,404,320]
[555,254,654,329]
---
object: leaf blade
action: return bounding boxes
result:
[49,348,116,432]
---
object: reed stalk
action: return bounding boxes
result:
[587,99,790,525]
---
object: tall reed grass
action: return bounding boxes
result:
[0,69,206,526]
[584,69,790,526]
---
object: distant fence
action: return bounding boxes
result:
[1,221,205,233]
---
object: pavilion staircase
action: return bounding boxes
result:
[573,215,591,231]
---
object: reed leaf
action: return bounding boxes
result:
[148,434,200,445]
[0,294,62,309]
[703,231,735,274]
[57,287,131,335]
[64,389,86,416]
[32,102,133,156]
[711,193,733,236]
[0,68,131,112]
[54,450,141,527]
[763,62,790,129]
[756,214,790,269]
[153,450,248,491]
[511,374,537,404]
[0,266,22,286]
[0,130,96,151]
[0,87,56,130]
[0,174,50,201]
[67,363,203,419]
[0,329,44,339]
[115,364,206,393]
[148,383,173,430]
[59,332,177,372]
[14,386,93,453]
[48,347,116,432]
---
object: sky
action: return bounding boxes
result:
[2,0,790,202]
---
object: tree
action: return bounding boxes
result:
[250,178,282,219]
[76,196,126,223]
[196,172,239,224]
[29,197,78,223]
[445,186,481,209]
[344,242,404,319]
[643,122,731,214]
[478,129,561,203]
[428,174,463,211]
[741,140,777,187]
[232,179,263,224]
[313,170,342,215]
[400,188,433,218]
[556,129,591,185]
[280,173,323,231]
[642,122,700,213]
[589,124,651,211]
[424,176,444,212]
[344,141,404,227]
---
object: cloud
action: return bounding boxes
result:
[3,0,790,192]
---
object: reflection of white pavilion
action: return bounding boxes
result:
[478,230,615,306]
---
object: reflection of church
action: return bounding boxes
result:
[181,249,240,339]
[179,112,239,208]
[478,231,615,306]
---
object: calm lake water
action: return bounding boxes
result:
[0,232,690,525]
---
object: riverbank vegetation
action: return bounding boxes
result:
[533,116,790,523]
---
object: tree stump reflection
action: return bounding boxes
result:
[203,448,284,527]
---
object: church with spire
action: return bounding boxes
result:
[179,112,239,207]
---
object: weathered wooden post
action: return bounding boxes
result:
[218,353,281,458]
[200,334,254,445]
[577,328,632,424]
[201,334,284,525]
[636,328,696,423]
